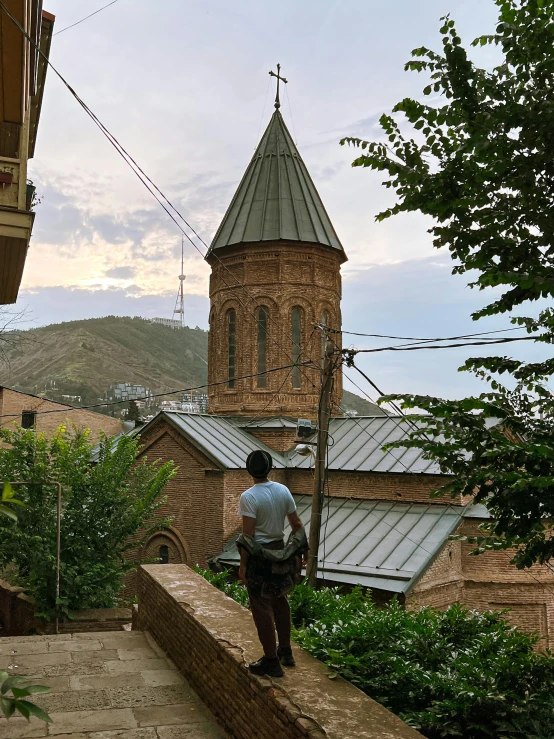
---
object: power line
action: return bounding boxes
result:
[342,335,537,356]
[322,325,527,343]
[0,361,310,420]
[53,0,121,36]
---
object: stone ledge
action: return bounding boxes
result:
[133,564,423,739]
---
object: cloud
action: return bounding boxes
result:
[104,266,135,279]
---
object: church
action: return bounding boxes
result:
[132,85,554,649]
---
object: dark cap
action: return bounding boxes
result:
[246,449,273,478]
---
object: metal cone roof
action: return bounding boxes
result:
[208,110,345,255]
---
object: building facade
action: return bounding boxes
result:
[0,1,54,305]
[0,386,123,442]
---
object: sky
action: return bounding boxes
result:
[11,0,546,402]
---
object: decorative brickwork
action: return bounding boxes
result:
[133,564,424,739]
[0,387,123,442]
[207,243,344,419]
[246,426,299,451]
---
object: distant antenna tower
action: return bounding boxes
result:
[172,236,186,329]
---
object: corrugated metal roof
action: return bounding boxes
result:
[139,413,442,474]
[215,495,464,593]
[287,416,441,474]
[207,110,345,255]
[162,412,286,470]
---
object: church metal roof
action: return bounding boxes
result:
[287,416,442,474]
[162,412,286,470]
[138,412,442,474]
[215,496,465,593]
[208,110,345,254]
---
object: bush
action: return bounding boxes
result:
[197,571,554,739]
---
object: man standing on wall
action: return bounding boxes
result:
[238,449,306,678]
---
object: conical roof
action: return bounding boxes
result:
[208,110,345,255]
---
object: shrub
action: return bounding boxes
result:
[197,571,554,739]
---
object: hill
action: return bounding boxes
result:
[0,316,383,416]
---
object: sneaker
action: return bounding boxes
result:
[277,645,295,667]
[248,656,284,678]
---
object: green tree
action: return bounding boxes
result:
[0,425,175,615]
[127,400,140,424]
[341,0,554,567]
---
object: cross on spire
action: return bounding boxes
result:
[269,63,288,109]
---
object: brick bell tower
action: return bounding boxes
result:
[206,74,347,419]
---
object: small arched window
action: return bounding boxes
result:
[257,306,269,388]
[227,309,236,388]
[159,545,169,564]
[291,306,302,389]
[320,310,329,366]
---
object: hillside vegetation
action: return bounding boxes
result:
[0,316,381,415]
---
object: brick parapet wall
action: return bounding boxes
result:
[0,388,122,442]
[134,564,423,739]
[0,579,131,636]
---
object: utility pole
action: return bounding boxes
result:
[306,339,335,587]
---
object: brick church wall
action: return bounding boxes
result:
[0,387,122,442]
[136,424,226,567]
[285,468,452,504]
[207,242,344,419]
[246,427,298,452]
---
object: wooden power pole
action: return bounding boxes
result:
[306,339,335,587]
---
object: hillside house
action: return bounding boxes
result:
[0,385,123,441]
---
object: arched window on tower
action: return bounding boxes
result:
[227,309,236,388]
[291,306,302,389]
[320,310,329,367]
[257,306,269,388]
[159,545,169,564]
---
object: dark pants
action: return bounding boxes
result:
[247,540,292,659]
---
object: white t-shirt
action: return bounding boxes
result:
[238,481,297,543]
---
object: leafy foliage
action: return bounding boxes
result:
[341,0,554,565]
[0,482,24,522]
[0,425,175,616]
[198,572,554,739]
[0,673,51,723]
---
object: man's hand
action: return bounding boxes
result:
[238,565,247,584]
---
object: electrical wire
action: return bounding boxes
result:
[0,361,311,420]
[343,335,537,356]
[53,0,121,36]
[322,325,527,342]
